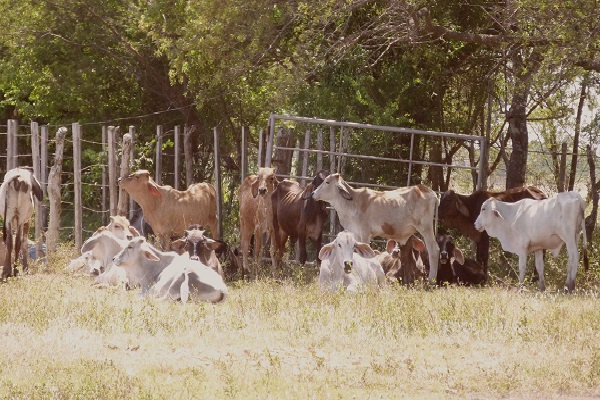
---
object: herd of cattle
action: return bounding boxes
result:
[0,165,591,303]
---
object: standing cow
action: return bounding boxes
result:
[238,167,278,276]
[271,170,329,267]
[118,170,218,249]
[438,186,546,278]
[310,173,440,284]
[474,192,588,292]
[0,167,43,279]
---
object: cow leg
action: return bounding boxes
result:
[254,228,263,277]
[517,253,528,291]
[20,222,29,274]
[4,227,13,278]
[274,229,288,268]
[420,229,439,285]
[298,231,308,265]
[2,228,11,280]
[564,240,580,293]
[533,250,545,292]
[313,232,323,266]
[476,234,489,282]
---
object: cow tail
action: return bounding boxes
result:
[581,201,589,272]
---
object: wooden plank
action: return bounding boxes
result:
[72,123,82,250]
[213,127,223,239]
[46,127,67,253]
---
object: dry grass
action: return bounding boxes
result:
[1,246,600,399]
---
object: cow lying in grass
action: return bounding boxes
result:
[376,237,427,285]
[318,231,385,292]
[170,225,227,276]
[112,237,228,303]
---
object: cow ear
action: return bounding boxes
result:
[318,243,335,260]
[142,249,160,261]
[81,236,98,253]
[31,175,43,201]
[453,247,465,265]
[411,237,426,252]
[128,226,141,237]
[493,209,503,219]
[148,182,161,198]
[170,239,186,252]
[456,199,469,217]
[354,242,376,259]
[204,238,222,251]
[337,182,352,200]
[385,240,397,253]
[251,177,259,198]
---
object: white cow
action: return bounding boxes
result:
[311,173,440,284]
[474,192,588,292]
[318,231,385,292]
[112,236,227,303]
[80,230,129,288]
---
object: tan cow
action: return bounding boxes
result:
[118,170,218,248]
[310,173,440,284]
[237,167,278,276]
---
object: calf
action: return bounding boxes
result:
[474,192,588,292]
[438,186,546,278]
[271,170,329,267]
[170,224,227,276]
[238,167,278,276]
[80,230,129,288]
[376,237,427,285]
[0,167,43,279]
[113,236,227,302]
[310,173,439,284]
[436,234,485,286]
[318,231,385,292]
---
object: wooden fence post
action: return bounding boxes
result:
[213,127,223,239]
[72,123,82,250]
[155,125,163,185]
[317,128,323,171]
[31,122,43,257]
[174,125,180,189]
[241,126,248,180]
[128,126,136,219]
[7,119,17,170]
[47,127,67,253]
[301,129,310,185]
[41,125,49,242]
[184,125,194,187]
[258,128,264,168]
[107,126,119,216]
[117,133,132,216]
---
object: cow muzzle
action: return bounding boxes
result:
[190,256,200,261]
[258,188,267,195]
[440,251,449,264]
[343,260,353,274]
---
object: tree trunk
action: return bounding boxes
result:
[568,76,588,191]
[505,48,543,189]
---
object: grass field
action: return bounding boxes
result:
[1,245,600,400]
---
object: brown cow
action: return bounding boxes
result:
[310,173,440,284]
[238,167,278,276]
[171,224,227,276]
[376,236,427,285]
[271,170,329,267]
[118,170,218,249]
[438,186,546,278]
[436,234,485,286]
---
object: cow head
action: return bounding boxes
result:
[311,173,353,202]
[171,224,226,261]
[301,169,330,200]
[474,198,503,233]
[384,237,427,284]
[319,231,375,274]
[113,237,159,267]
[251,167,278,198]
[436,235,465,266]
[106,215,140,240]
[438,190,470,220]
[119,170,161,198]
